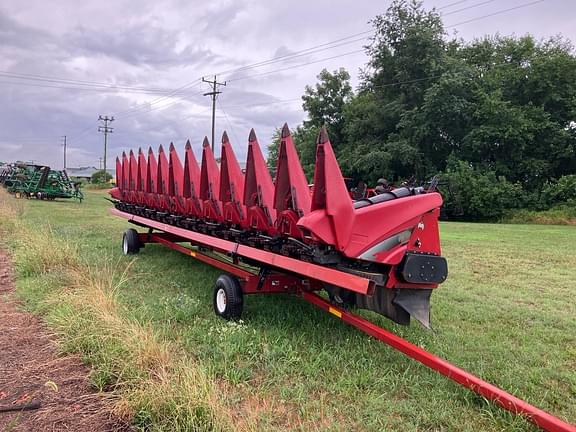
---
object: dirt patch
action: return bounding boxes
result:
[0,250,131,432]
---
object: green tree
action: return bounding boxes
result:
[302,68,353,150]
[91,169,112,184]
[266,128,281,173]
[341,0,447,183]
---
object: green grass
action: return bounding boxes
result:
[4,190,576,431]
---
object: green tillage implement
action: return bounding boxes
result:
[0,163,83,202]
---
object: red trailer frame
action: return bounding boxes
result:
[112,208,575,432]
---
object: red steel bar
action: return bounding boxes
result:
[302,291,576,432]
[148,233,256,280]
[111,208,373,294]
[142,232,309,295]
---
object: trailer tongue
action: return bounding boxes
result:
[109,125,574,432]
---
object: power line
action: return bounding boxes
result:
[112,80,204,118]
[0,79,181,94]
[222,97,302,110]
[115,87,206,120]
[179,105,214,121]
[442,0,496,17]
[0,70,176,93]
[445,0,545,28]
[216,35,371,78]
[438,0,470,10]
[227,49,365,83]
[217,100,240,146]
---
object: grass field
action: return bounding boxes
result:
[1,189,575,431]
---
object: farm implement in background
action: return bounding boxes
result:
[109,124,575,432]
[0,163,83,202]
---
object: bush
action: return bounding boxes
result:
[541,175,576,206]
[91,170,112,184]
[443,159,524,220]
[502,203,576,225]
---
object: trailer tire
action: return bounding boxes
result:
[213,275,243,320]
[122,229,141,255]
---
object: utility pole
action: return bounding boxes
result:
[99,157,103,170]
[61,135,67,170]
[202,75,226,151]
[98,115,114,172]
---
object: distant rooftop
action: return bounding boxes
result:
[66,167,115,178]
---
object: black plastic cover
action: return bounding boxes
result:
[399,253,448,284]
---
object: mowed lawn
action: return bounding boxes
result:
[11,190,576,431]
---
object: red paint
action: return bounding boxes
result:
[220,133,247,227]
[168,143,186,214]
[200,137,222,221]
[243,129,277,234]
[273,124,311,238]
[145,147,158,209]
[300,129,354,251]
[183,140,202,218]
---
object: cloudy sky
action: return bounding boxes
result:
[1,0,574,170]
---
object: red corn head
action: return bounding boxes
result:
[137,148,147,205]
[128,150,138,203]
[220,132,247,227]
[273,124,311,238]
[298,127,354,251]
[156,145,170,211]
[183,140,202,218]
[243,129,277,234]
[145,147,158,208]
[168,143,186,214]
[110,156,123,200]
[200,137,222,221]
[121,151,129,191]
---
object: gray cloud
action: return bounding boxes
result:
[0,10,52,50]
[65,24,218,67]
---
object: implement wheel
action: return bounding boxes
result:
[122,229,141,255]
[213,275,243,320]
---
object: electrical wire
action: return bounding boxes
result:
[442,0,496,17]
[0,79,181,95]
[215,32,373,77]
[445,0,545,28]
[227,49,365,83]
[0,70,175,93]
[218,101,241,146]
[438,0,470,10]
[112,81,204,118]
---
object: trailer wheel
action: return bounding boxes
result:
[122,229,141,255]
[213,275,243,320]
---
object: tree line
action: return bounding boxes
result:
[268,0,576,220]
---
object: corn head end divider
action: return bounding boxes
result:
[109,124,575,432]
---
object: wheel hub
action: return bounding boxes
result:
[216,288,227,313]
